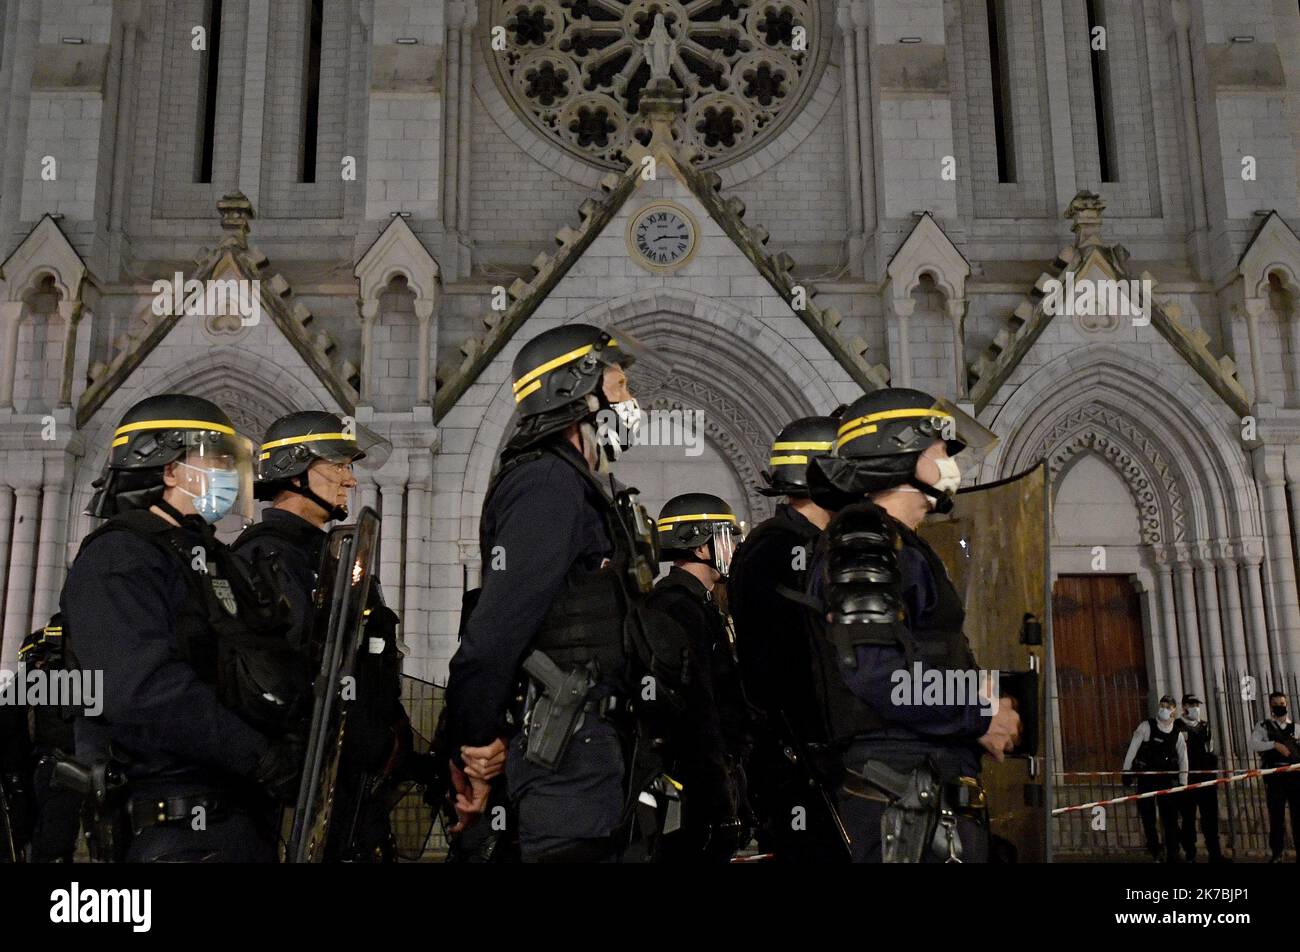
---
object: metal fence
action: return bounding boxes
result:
[392,674,449,862]
[1052,669,1299,860]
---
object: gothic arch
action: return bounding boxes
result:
[989,345,1262,547]
[459,287,839,538]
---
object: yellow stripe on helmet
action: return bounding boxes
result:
[836,407,953,437]
[114,418,236,439]
[260,432,355,453]
[512,343,595,394]
[657,512,738,530]
[513,379,542,403]
[772,441,833,451]
[769,454,809,466]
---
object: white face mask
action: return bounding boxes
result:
[1186,706,1202,722]
[1157,707,1174,722]
[931,456,962,495]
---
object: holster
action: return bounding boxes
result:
[521,651,594,771]
[50,754,131,863]
[847,759,986,863]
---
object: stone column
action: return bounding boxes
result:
[890,295,914,387]
[0,301,25,409]
[360,300,379,404]
[0,486,13,662]
[2,484,41,663]
[1168,0,1210,273]
[1174,549,1205,700]
[1193,544,1227,729]
[239,0,272,204]
[1254,446,1300,672]
[946,297,967,398]
[415,298,435,406]
[56,299,82,408]
[376,475,405,614]
[1154,547,1181,692]
[1239,547,1274,688]
[1242,297,1271,407]
[31,469,71,628]
[835,1,864,261]
[403,449,432,651]
[1214,542,1250,676]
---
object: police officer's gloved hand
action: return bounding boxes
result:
[251,737,305,802]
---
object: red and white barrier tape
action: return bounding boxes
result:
[1052,762,1300,816]
[1055,768,1239,777]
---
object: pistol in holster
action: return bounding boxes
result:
[50,755,131,862]
[845,759,986,863]
[521,651,594,771]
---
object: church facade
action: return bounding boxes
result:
[2,0,1300,775]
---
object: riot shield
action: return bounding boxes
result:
[918,462,1052,862]
[287,507,380,863]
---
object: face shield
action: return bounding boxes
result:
[710,520,740,577]
[927,398,998,475]
[171,429,256,527]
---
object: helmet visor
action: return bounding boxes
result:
[928,398,998,472]
[172,429,256,528]
[711,521,739,576]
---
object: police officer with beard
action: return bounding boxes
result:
[730,415,845,861]
[648,493,749,862]
[62,395,304,862]
[445,324,653,862]
[233,411,416,862]
[802,388,1021,863]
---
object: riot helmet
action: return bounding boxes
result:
[759,415,838,497]
[255,411,368,521]
[87,393,255,524]
[509,323,641,466]
[657,493,741,577]
[807,388,967,514]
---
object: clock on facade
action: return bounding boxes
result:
[628,202,699,273]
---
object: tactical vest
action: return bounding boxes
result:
[483,445,634,682]
[1136,719,1181,772]
[1184,721,1217,772]
[810,505,975,746]
[73,510,304,736]
[1261,719,1299,769]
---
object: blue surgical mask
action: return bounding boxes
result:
[1157,707,1173,722]
[177,462,241,523]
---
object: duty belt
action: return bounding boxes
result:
[128,793,230,834]
[843,760,987,863]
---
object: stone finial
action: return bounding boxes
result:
[1066,190,1106,249]
[218,192,255,248]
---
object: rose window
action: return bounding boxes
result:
[486,0,826,169]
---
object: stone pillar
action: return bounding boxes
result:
[1174,549,1205,700]
[1154,549,1181,692]
[0,301,25,409]
[360,300,379,404]
[239,0,272,204]
[56,299,82,408]
[403,450,432,651]
[946,298,967,398]
[835,1,864,261]
[1193,545,1227,729]
[851,3,877,239]
[376,467,408,614]
[890,295,914,387]
[1168,0,1209,274]
[1239,547,1274,688]
[1242,298,1271,407]
[455,3,477,245]
[415,298,435,406]
[1254,446,1300,672]
[31,471,71,628]
[1214,543,1250,676]
[2,484,41,662]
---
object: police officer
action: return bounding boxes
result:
[14,618,82,862]
[233,410,412,862]
[1249,691,1300,862]
[648,492,749,862]
[730,415,845,861]
[445,324,653,862]
[62,394,304,862]
[802,387,1021,863]
[1176,693,1227,863]
[1122,694,1188,862]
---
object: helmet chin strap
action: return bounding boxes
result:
[903,477,954,515]
[286,476,348,522]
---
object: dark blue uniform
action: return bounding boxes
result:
[63,512,277,862]
[233,506,408,861]
[812,513,989,863]
[446,439,627,861]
